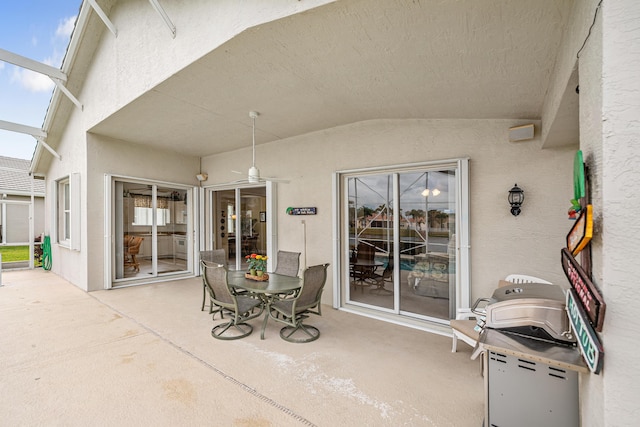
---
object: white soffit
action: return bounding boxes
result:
[86,0,575,157]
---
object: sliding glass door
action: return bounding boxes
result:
[210,186,267,270]
[113,179,192,284]
[342,160,468,324]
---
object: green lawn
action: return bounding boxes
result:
[0,245,42,266]
[0,246,29,262]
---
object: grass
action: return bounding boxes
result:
[0,245,42,266]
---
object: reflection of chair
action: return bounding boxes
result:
[199,249,227,313]
[407,252,450,298]
[264,263,329,342]
[351,243,377,291]
[241,235,259,256]
[124,236,144,271]
[369,254,393,295]
[450,274,552,358]
[201,261,264,340]
[274,250,301,277]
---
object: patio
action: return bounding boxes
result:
[0,269,483,426]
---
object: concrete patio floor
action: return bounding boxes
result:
[0,269,484,426]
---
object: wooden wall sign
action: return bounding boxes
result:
[567,205,593,256]
[561,248,606,331]
[566,289,604,374]
[286,207,317,215]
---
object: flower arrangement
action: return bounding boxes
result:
[245,253,268,273]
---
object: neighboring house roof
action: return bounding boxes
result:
[0,155,45,196]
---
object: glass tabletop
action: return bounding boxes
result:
[227,270,302,294]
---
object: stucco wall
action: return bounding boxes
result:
[44,106,88,289]
[85,133,200,291]
[79,0,334,132]
[203,119,576,305]
[599,1,640,426]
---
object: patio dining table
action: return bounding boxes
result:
[227,270,302,339]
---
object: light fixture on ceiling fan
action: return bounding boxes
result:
[231,111,288,184]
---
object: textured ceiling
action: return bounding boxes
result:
[89,0,575,157]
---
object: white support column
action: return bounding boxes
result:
[0,48,66,81]
[35,138,62,161]
[29,176,35,269]
[51,78,83,111]
[148,0,176,38]
[86,0,118,36]
[0,120,46,138]
[0,48,82,111]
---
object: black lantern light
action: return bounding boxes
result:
[508,184,524,216]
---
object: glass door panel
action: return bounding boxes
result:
[399,170,456,321]
[348,174,395,310]
[213,186,266,270]
[114,180,191,282]
[240,188,267,260]
[157,186,189,276]
[345,167,458,322]
[116,182,152,280]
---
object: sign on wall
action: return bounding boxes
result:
[567,205,593,256]
[286,207,317,215]
[561,248,606,332]
[566,289,604,374]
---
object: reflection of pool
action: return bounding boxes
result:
[375,253,450,272]
[374,257,419,271]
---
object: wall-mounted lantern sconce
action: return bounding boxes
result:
[508,184,524,216]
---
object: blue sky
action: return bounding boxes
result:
[0,1,80,160]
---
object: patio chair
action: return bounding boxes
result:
[124,236,144,271]
[369,253,393,295]
[350,242,377,292]
[199,249,227,313]
[263,263,329,343]
[450,274,552,358]
[201,260,264,340]
[274,250,301,277]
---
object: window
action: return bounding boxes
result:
[57,178,70,245]
[55,173,80,250]
[132,207,170,226]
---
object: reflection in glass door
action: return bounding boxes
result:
[346,166,460,323]
[114,180,191,283]
[212,187,266,270]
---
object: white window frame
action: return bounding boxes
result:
[54,173,81,251]
[332,158,470,331]
[55,177,71,247]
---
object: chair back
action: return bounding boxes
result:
[381,253,394,278]
[356,243,375,261]
[200,249,226,265]
[201,261,235,307]
[127,237,143,255]
[296,263,329,311]
[274,250,301,277]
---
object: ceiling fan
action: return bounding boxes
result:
[231,111,289,184]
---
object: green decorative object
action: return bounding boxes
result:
[573,150,585,201]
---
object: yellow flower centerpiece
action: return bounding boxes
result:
[245,253,268,280]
